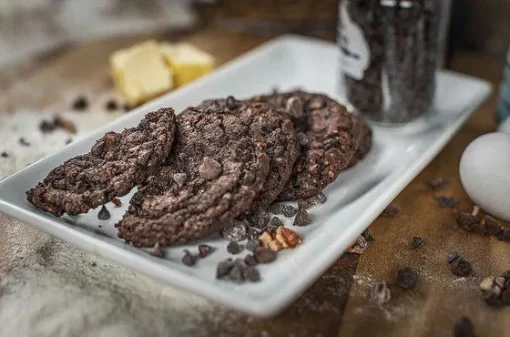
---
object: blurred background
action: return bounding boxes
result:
[0,2,509,337]
[0,0,508,68]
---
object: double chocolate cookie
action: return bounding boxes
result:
[251,90,372,200]
[26,108,176,216]
[198,97,299,209]
[117,100,297,247]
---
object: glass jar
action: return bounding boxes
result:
[338,0,450,124]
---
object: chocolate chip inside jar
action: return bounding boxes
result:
[339,0,444,123]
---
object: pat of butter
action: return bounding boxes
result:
[160,43,215,87]
[110,40,173,107]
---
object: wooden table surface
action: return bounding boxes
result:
[1,28,508,337]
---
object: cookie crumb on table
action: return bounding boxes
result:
[72,96,89,111]
[395,267,418,289]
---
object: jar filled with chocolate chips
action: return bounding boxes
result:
[338,0,451,123]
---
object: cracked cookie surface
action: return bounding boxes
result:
[198,97,299,209]
[26,108,176,216]
[251,90,372,200]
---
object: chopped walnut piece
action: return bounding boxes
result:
[258,226,303,252]
[275,226,302,248]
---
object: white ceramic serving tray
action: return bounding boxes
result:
[0,35,491,317]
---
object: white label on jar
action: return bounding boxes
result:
[338,0,370,80]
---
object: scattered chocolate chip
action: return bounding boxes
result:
[91,262,97,267]
[447,251,460,264]
[246,239,261,253]
[369,281,391,306]
[268,216,284,231]
[72,96,89,111]
[298,199,312,210]
[221,220,248,242]
[54,115,77,134]
[396,267,418,289]
[435,196,460,209]
[246,226,263,241]
[182,249,197,266]
[282,204,298,218]
[198,244,214,258]
[227,241,243,255]
[254,247,276,264]
[450,257,472,277]
[347,235,369,255]
[244,254,258,266]
[19,137,30,147]
[496,228,510,242]
[427,176,450,191]
[457,212,479,232]
[173,173,187,187]
[380,203,400,218]
[268,203,284,215]
[39,120,56,133]
[228,260,245,281]
[362,229,375,242]
[305,193,327,208]
[484,292,504,308]
[248,209,270,228]
[243,266,261,282]
[148,243,164,258]
[482,215,503,236]
[216,258,234,278]
[410,236,425,250]
[293,207,311,226]
[105,99,118,111]
[299,194,327,210]
[1,152,8,158]
[112,197,122,207]
[97,205,111,220]
[453,316,477,337]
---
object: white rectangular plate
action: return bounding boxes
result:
[0,35,491,317]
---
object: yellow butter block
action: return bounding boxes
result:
[160,42,215,87]
[110,40,173,107]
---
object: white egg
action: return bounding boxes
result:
[498,117,510,135]
[459,132,510,221]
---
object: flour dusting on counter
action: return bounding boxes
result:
[0,109,219,337]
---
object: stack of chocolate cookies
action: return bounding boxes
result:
[27,91,372,247]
